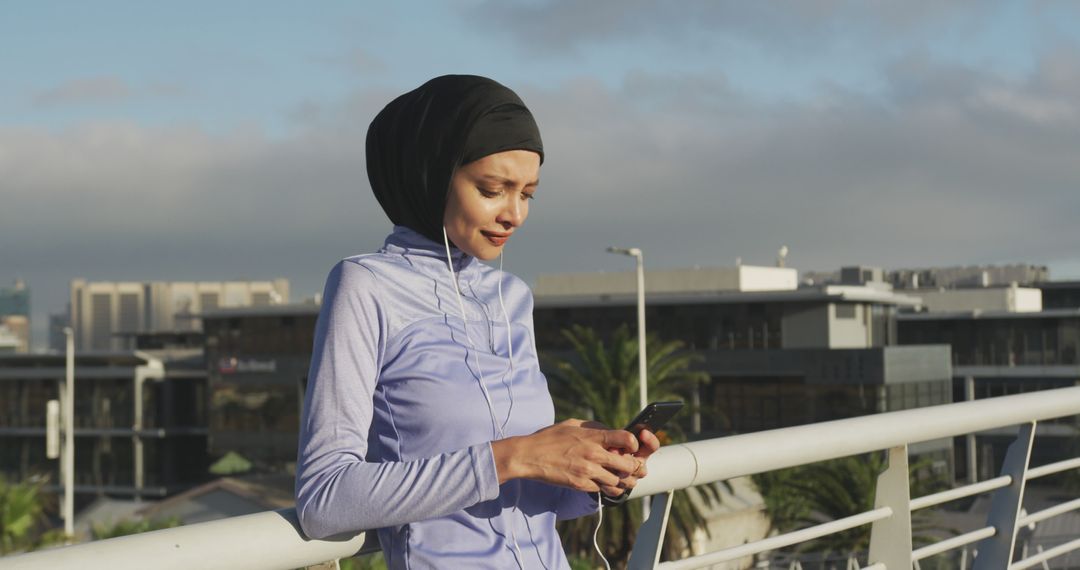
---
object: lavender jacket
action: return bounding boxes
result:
[295,225,597,569]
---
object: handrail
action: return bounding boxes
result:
[0,508,369,570]
[5,387,1080,569]
[633,386,1080,498]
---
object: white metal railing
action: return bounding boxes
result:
[625,386,1080,570]
[4,387,1080,569]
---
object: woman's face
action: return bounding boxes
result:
[443,149,540,261]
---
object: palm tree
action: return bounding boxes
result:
[0,474,51,555]
[542,324,722,567]
[91,516,182,540]
[754,452,953,564]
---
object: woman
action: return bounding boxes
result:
[295,75,661,569]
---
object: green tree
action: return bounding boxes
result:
[754,452,953,563]
[91,516,182,540]
[0,474,53,555]
[543,324,722,568]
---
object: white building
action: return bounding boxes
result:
[912,283,1043,314]
[70,279,289,351]
[534,265,798,297]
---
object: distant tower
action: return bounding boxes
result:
[777,246,789,268]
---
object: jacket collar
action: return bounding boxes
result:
[380,225,480,279]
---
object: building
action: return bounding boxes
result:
[897,283,1080,480]
[534,265,921,352]
[803,263,1050,290]
[0,278,31,353]
[0,348,209,506]
[201,304,319,475]
[1039,281,1080,310]
[533,265,951,448]
[910,283,1043,314]
[70,279,290,352]
[48,310,70,353]
[0,322,22,354]
[0,277,30,317]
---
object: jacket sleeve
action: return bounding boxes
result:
[295,260,500,539]
[554,488,635,521]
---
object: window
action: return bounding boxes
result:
[835,304,856,319]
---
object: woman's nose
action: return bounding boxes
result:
[497,196,524,227]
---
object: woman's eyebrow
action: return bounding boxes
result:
[479,174,540,187]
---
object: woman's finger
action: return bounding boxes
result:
[600,428,639,454]
[636,429,661,457]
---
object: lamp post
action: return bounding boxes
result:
[607,246,648,518]
[606,247,647,412]
[63,327,74,540]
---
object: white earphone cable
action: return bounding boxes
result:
[442,227,525,569]
[594,492,611,570]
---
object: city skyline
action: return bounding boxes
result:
[4,2,1080,348]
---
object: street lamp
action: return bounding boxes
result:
[605,247,647,417]
[607,246,648,518]
[63,327,74,540]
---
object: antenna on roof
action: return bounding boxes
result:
[777,246,789,268]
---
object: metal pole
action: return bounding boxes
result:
[635,251,649,520]
[966,376,977,484]
[606,246,650,519]
[134,370,144,502]
[635,251,647,413]
[63,327,74,540]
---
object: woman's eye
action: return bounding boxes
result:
[478,188,500,198]
[521,192,535,201]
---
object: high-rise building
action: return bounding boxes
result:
[48,310,69,353]
[70,279,290,352]
[0,316,29,353]
[0,279,30,353]
[0,278,30,317]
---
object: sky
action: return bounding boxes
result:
[3,1,1080,349]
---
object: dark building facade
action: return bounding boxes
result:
[897,309,1080,480]
[897,310,1080,368]
[534,290,949,426]
[201,305,318,475]
[534,287,955,478]
[1039,281,1080,311]
[0,350,208,504]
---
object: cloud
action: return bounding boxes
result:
[464,0,971,56]
[7,50,1080,349]
[309,48,387,75]
[31,76,188,108]
[505,51,1080,274]
[33,76,133,107]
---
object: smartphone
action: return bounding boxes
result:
[624,401,684,438]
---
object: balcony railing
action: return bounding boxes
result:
[5,386,1080,569]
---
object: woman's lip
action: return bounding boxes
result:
[482,231,510,245]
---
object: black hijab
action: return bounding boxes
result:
[366,75,544,243]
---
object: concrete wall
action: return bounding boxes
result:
[780,303,830,349]
[533,266,797,297]
[915,285,1043,313]
[883,344,953,383]
[829,302,871,349]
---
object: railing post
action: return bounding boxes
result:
[973,421,1036,570]
[627,491,674,570]
[868,445,912,568]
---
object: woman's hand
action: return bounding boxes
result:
[614,428,661,493]
[491,419,645,497]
